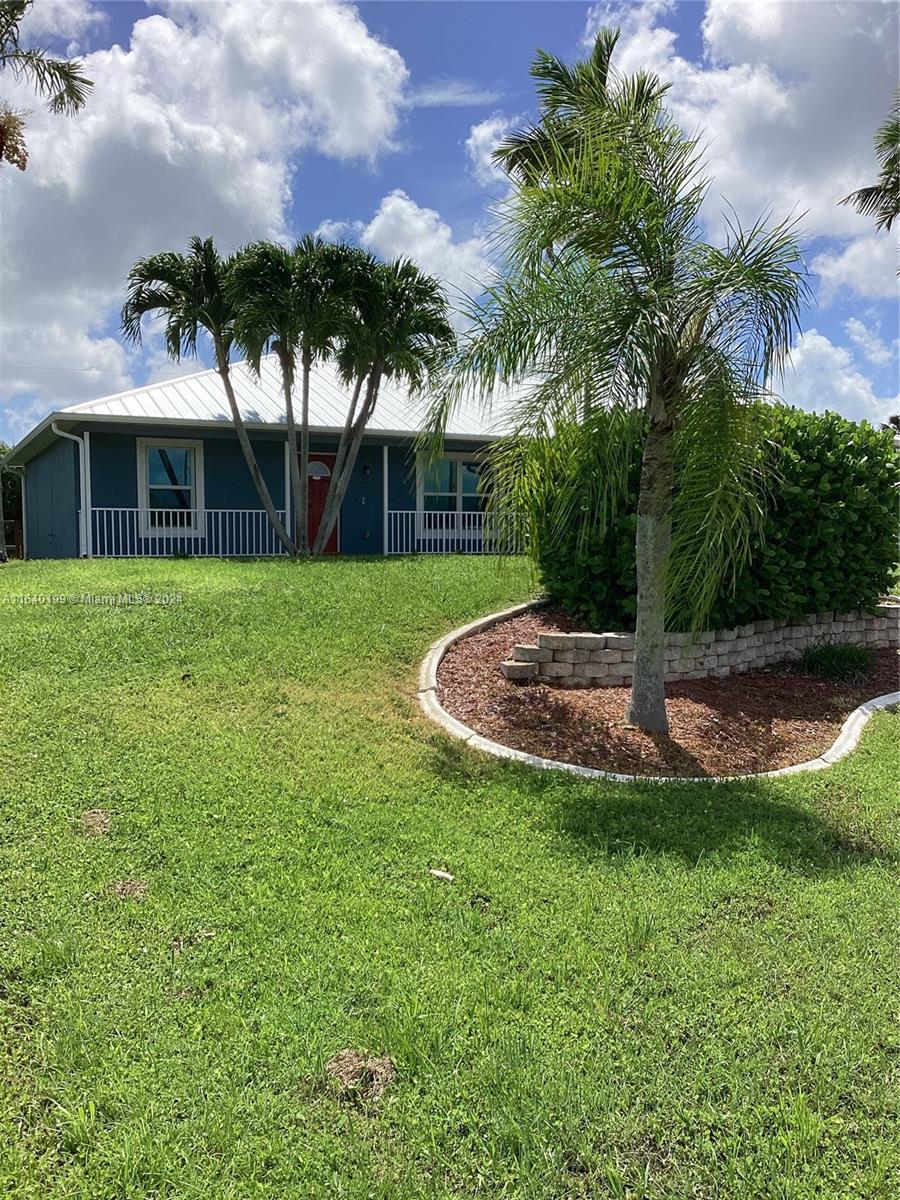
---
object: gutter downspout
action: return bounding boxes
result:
[51,422,90,558]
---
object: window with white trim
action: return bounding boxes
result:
[137,438,204,536]
[420,455,485,514]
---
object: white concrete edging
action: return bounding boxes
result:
[417,601,900,784]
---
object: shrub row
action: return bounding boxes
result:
[533,407,899,632]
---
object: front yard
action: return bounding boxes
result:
[0,558,897,1199]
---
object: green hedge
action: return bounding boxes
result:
[534,407,899,631]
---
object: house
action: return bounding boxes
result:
[6,357,506,559]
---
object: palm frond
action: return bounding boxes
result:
[840,89,899,232]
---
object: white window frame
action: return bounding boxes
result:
[416,451,484,541]
[136,437,205,538]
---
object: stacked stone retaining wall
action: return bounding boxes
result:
[500,604,900,687]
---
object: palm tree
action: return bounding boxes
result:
[493,26,667,186]
[0,0,93,169]
[426,30,808,734]
[841,90,899,232]
[121,236,294,555]
[228,237,353,555]
[311,258,455,556]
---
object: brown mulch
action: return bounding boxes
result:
[437,608,899,778]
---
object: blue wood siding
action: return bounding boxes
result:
[23,424,490,558]
[340,443,383,554]
[25,438,79,558]
[89,429,287,510]
[386,441,416,511]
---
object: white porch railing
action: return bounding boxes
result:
[81,507,519,557]
[386,510,520,555]
[86,509,289,557]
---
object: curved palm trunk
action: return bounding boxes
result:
[625,405,674,734]
[311,374,365,557]
[297,345,312,556]
[277,347,303,557]
[214,347,293,556]
[312,370,381,557]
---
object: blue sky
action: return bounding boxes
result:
[1,0,897,445]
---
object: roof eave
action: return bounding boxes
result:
[4,412,71,466]
[5,410,498,465]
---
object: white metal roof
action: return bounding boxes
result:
[67,356,501,437]
[7,355,512,465]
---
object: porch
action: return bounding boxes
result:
[80,507,514,557]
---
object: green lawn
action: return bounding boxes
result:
[1,557,897,1200]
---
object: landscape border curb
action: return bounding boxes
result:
[417,601,900,784]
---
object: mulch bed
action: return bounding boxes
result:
[436,608,899,777]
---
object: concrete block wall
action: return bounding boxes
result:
[500,605,900,687]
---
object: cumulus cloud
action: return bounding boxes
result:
[584,0,898,242]
[465,111,517,187]
[844,317,896,368]
[357,189,493,318]
[19,0,106,44]
[812,234,898,304]
[1,0,409,441]
[781,329,897,425]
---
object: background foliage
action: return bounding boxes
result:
[0,441,22,523]
[533,407,899,631]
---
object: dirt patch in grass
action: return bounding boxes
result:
[325,1050,397,1102]
[112,880,148,899]
[437,608,899,777]
[79,809,111,836]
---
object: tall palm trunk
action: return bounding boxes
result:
[214,345,293,555]
[297,345,312,555]
[312,369,381,556]
[277,345,303,556]
[312,374,364,557]
[625,401,675,734]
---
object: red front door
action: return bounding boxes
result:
[306,454,338,553]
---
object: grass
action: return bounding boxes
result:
[0,556,897,1200]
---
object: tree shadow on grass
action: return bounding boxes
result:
[552,778,895,874]
[423,736,896,876]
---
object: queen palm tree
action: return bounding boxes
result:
[228,236,354,555]
[426,31,808,734]
[0,0,93,170]
[311,257,455,556]
[121,236,294,555]
[841,90,899,232]
[493,26,666,186]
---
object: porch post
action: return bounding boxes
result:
[20,473,27,560]
[83,429,93,558]
[382,444,389,554]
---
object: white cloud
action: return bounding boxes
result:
[0,0,409,442]
[408,79,501,107]
[812,234,898,304]
[465,111,517,187]
[844,316,896,368]
[781,329,897,425]
[20,0,106,44]
[314,190,494,326]
[584,0,899,251]
[314,217,365,243]
[357,189,492,314]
